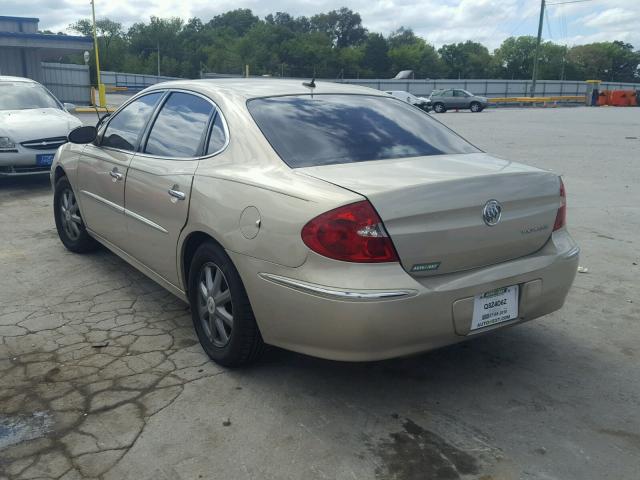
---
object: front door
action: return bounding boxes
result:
[453,89,470,108]
[124,91,216,286]
[77,145,132,246]
[77,92,164,246]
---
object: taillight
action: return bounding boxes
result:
[553,178,566,231]
[301,201,399,263]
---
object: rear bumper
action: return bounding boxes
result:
[230,229,579,361]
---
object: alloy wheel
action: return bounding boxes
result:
[197,263,234,347]
[59,188,82,241]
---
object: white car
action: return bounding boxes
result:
[0,76,82,176]
[385,90,431,111]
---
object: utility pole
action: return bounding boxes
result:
[90,0,106,107]
[531,0,545,97]
[157,39,160,79]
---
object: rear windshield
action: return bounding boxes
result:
[247,94,478,168]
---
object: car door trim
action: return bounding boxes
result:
[80,190,124,213]
[124,209,169,234]
[81,189,168,234]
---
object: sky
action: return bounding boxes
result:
[5,0,640,50]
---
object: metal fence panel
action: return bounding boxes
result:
[41,62,90,104]
[101,71,181,89]
[339,78,639,98]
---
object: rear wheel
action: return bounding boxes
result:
[188,241,264,367]
[54,176,98,253]
[433,102,446,113]
[470,101,482,112]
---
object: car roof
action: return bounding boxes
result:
[144,78,386,100]
[0,75,37,83]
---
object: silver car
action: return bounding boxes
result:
[430,88,489,113]
[52,79,579,366]
[0,76,81,175]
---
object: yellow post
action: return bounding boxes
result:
[91,0,106,107]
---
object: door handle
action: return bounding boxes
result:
[168,186,186,201]
[110,168,123,182]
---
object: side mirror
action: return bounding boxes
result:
[63,103,76,112]
[68,126,97,144]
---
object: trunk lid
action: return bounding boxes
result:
[297,153,561,276]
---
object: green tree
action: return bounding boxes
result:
[568,41,640,82]
[310,8,366,48]
[493,36,538,79]
[439,41,493,78]
[387,28,444,78]
[361,33,390,77]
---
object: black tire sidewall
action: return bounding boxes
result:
[470,102,481,112]
[188,242,261,366]
[434,103,446,113]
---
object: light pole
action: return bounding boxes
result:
[90,0,106,107]
[531,0,545,97]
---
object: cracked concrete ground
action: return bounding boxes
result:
[1,107,639,480]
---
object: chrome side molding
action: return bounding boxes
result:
[259,273,416,301]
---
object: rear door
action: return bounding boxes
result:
[78,92,164,247]
[124,91,220,286]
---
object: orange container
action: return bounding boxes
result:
[597,91,608,106]
[610,90,630,106]
[628,91,638,107]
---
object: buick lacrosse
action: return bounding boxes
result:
[51,80,579,366]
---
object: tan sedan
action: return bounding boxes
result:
[51,80,579,366]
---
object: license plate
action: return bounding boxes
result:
[471,285,519,331]
[36,154,55,166]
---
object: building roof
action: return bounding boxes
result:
[0,31,92,52]
[0,31,91,43]
[0,16,39,23]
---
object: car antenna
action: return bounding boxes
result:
[92,104,108,127]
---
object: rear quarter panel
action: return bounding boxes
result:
[182,89,361,269]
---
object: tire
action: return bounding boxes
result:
[433,102,446,113]
[54,176,99,253]
[470,101,482,112]
[188,241,264,367]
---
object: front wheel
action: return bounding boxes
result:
[54,176,98,253]
[188,241,264,367]
[433,103,446,113]
[470,102,482,112]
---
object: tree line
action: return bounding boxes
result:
[63,8,640,83]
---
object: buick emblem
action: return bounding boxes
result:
[482,200,502,226]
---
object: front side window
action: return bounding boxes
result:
[454,90,470,97]
[102,93,163,151]
[145,92,214,158]
[248,94,479,168]
[0,82,60,110]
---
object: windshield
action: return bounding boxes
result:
[0,82,61,111]
[248,94,479,168]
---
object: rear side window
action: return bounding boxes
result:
[248,94,479,168]
[206,113,226,154]
[102,93,162,151]
[145,92,214,158]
